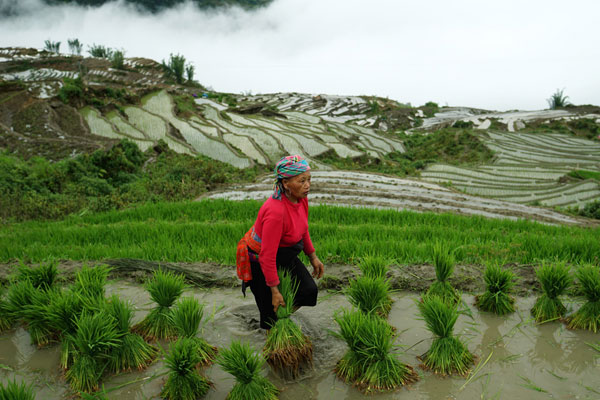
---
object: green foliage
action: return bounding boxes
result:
[475,263,516,315]
[110,50,125,70]
[162,54,187,84]
[333,309,418,393]
[346,275,392,317]
[68,38,83,56]
[566,264,600,332]
[418,295,473,375]
[16,260,58,291]
[0,286,14,332]
[531,262,572,323]
[72,264,112,301]
[0,379,35,400]
[425,242,460,305]
[44,39,60,53]
[88,44,113,59]
[171,296,217,366]
[173,94,196,115]
[185,64,195,82]
[20,288,57,346]
[579,200,600,220]
[547,88,570,109]
[567,169,600,181]
[452,120,474,129]
[162,338,211,400]
[58,76,84,104]
[358,255,390,279]
[4,280,36,321]
[217,341,278,400]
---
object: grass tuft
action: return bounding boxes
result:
[133,269,185,341]
[161,337,211,400]
[475,263,516,315]
[531,261,572,323]
[425,242,460,305]
[333,309,418,393]
[171,296,217,366]
[566,264,600,332]
[359,255,391,279]
[0,379,35,400]
[346,275,392,317]
[0,286,15,333]
[71,264,112,301]
[418,295,474,375]
[16,260,58,291]
[217,341,278,400]
[263,269,313,379]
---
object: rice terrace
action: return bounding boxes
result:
[1,42,600,400]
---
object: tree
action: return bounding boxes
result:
[68,39,83,56]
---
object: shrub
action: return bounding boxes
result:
[547,88,570,109]
[162,53,186,84]
[68,38,83,56]
[44,39,60,53]
[58,77,84,104]
[110,50,125,70]
[185,64,195,82]
[579,200,600,220]
[88,44,113,59]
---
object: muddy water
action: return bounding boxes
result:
[1,282,599,399]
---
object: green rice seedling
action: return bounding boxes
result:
[161,337,211,400]
[566,264,600,332]
[0,379,35,400]
[171,296,217,366]
[263,269,313,379]
[71,264,112,301]
[16,260,58,291]
[4,279,36,322]
[425,242,460,305]
[217,341,278,400]
[65,311,121,394]
[346,275,392,317]
[475,263,517,315]
[133,268,186,340]
[333,309,418,393]
[531,261,572,323]
[418,295,474,375]
[359,255,391,279]
[20,288,60,347]
[105,295,157,373]
[45,289,84,369]
[0,286,15,332]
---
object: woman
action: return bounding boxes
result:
[236,155,324,330]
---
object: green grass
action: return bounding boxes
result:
[567,170,600,181]
[425,242,460,305]
[358,255,391,279]
[1,200,599,268]
[566,264,600,332]
[161,337,211,400]
[346,275,392,317]
[475,263,516,315]
[170,297,217,365]
[217,341,278,400]
[0,379,35,400]
[0,286,14,332]
[531,262,572,323]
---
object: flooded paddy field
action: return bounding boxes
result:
[1,281,599,399]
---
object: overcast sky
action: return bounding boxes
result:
[1,0,599,111]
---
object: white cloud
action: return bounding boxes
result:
[1,0,599,110]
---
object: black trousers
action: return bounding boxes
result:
[248,245,318,329]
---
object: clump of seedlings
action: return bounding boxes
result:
[531,261,572,323]
[161,337,211,400]
[0,379,35,400]
[171,296,217,366]
[425,243,460,305]
[16,260,58,291]
[566,264,600,332]
[66,311,121,394]
[134,269,186,340]
[19,288,58,347]
[333,309,418,393]
[346,275,392,317]
[217,341,278,400]
[71,264,111,301]
[263,269,313,379]
[0,286,15,333]
[45,289,85,369]
[418,295,474,375]
[475,263,517,315]
[105,295,158,372]
[359,255,391,279]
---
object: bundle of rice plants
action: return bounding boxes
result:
[133,269,186,341]
[531,261,572,323]
[171,297,217,366]
[333,309,418,393]
[263,270,313,379]
[217,341,278,400]
[418,295,474,375]
[0,286,15,333]
[71,264,112,301]
[3,280,36,321]
[359,255,391,279]
[45,289,84,369]
[65,312,121,394]
[16,260,58,291]
[475,263,516,315]
[105,295,157,372]
[0,379,35,400]
[20,288,60,347]
[161,337,211,400]
[346,275,392,317]
[566,264,600,332]
[425,242,460,305]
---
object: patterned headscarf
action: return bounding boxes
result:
[272,155,311,199]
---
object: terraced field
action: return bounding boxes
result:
[421,131,600,208]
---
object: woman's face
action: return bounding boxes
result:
[283,171,311,202]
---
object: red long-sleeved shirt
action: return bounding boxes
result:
[253,195,315,287]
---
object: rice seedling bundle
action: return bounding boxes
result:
[346,275,392,317]
[418,295,474,375]
[19,288,59,347]
[45,289,85,369]
[359,255,390,279]
[171,296,217,366]
[161,337,211,400]
[425,243,460,305]
[3,280,36,321]
[217,341,278,400]
[134,268,185,340]
[333,309,418,393]
[263,270,313,379]
[566,264,600,332]
[65,312,121,393]
[531,261,572,323]
[71,264,111,301]
[16,260,58,291]
[105,295,157,372]
[0,379,35,400]
[475,263,516,315]
[0,286,14,333]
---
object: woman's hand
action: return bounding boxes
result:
[271,286,285,312]
[308,253,324,279]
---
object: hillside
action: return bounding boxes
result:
[1,46,599,224]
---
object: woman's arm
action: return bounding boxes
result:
[306,251,324,279]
